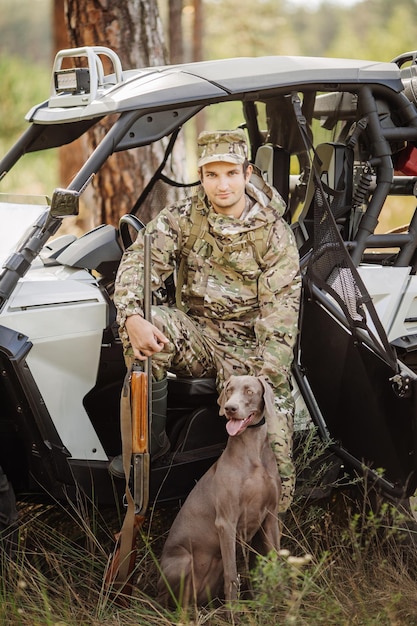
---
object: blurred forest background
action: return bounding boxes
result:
[0,0,416,217]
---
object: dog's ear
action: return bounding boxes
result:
[258,376,276,420]
[218,377,232,415]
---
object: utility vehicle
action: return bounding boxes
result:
[2,46,417,537]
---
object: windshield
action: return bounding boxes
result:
[0,195,49,266]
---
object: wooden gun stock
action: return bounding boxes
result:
[131,367,150,516]
[131,368,148,453]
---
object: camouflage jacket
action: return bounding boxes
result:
[114,170,301,385]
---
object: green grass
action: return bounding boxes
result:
[3,459,417,626]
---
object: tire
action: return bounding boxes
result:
[0,465,19,558]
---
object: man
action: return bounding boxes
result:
[112,129,301,512]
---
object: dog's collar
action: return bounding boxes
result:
[247,415,266,429]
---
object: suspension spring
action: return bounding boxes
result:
[352,164,373,210]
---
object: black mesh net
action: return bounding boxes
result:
[308,185,367,325]
[306,181,398,371]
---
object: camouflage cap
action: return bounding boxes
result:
[197,129,248,167]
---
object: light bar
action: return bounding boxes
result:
[54,68,90,94]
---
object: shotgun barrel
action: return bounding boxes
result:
[143,233,152,427]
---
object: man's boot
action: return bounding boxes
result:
[150,377,170,459]
[109,377,170,478]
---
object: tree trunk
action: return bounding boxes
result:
[192,0,205,136]
[53,0,85,193]
[193,0,203,62]
[169,0,183,64]
[58,0,181,227]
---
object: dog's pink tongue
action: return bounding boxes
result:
[226,418,244,437]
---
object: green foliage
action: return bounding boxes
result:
[203,0,292,58]
[325,0,417,61]
[0,0,51,64]
[0,149,58,197]
[4,485,417,626]
[202,0,417,62]
[247,549,341,625]
[0,54,58,195]
[0,55,49,143]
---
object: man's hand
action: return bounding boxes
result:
[125,314,169,361]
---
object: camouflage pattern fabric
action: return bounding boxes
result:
[115,170,301,511]
[197,129,248,167]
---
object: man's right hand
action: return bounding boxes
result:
[125,314,169,361]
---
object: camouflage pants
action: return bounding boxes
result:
[140,305,295,512]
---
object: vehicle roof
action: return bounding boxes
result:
[27,54,404,125]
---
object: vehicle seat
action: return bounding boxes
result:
[255,144,290,205]
[292,142,353,249]
[167,375,217,407]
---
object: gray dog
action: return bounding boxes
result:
[157,375,281,608]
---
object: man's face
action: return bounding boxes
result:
[200,161,252,217]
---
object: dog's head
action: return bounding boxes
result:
[218,375,275,436]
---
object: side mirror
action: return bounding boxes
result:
[50,188,80,217]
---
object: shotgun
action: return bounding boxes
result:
[105,232,152,604]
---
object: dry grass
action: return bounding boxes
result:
[2,456,417,625]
